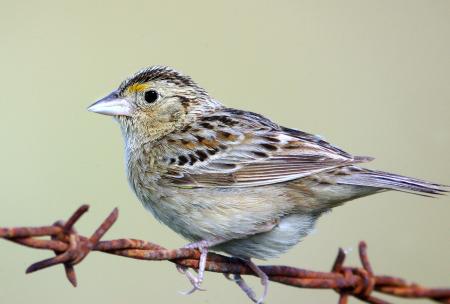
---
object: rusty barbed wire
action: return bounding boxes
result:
[1,205,449,303]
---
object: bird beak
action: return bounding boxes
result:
[87,91,132,117]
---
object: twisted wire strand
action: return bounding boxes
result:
[1,205,449,304]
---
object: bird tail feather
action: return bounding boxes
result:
[336,168,448,197]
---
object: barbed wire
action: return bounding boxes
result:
[1,205,449,303]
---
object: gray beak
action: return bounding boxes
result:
[87,91,132,117]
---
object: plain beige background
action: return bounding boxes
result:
[0,1,448,303]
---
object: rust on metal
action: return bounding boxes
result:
[0,205,449,304]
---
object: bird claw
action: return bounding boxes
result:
[176,238,225,296]
[224,273,260,303]
[176,264,206,295]
[178,284,206,296]
[244,260,269,304]
[225,260,268,304]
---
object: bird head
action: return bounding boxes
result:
[88,66,220,142]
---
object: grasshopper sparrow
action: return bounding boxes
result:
[88,66,447,303]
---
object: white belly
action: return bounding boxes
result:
[213,213,318,259]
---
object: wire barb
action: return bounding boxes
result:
[1,205,449,303]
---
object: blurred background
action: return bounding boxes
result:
[0,1,448,303]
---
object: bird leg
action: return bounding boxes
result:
[177,237,225,295]
[176,265,206,294]
[242,259,269,304]
[224,273,259,303]
[178,221,276,297]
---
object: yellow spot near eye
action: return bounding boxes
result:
[127,83,150,94]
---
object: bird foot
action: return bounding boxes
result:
[176,264,206,295]
[225,259,269,304]
[224,273,259,303]
[176,238,224,295]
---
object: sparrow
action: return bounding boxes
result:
[88,66,447,303]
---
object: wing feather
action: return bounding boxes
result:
[160,108,372,188]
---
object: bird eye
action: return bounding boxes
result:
[144,90,159,103]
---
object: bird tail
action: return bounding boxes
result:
[336,168,448,197]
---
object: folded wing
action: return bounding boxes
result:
[161,108,372,188]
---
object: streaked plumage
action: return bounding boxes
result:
[88,66,447,302]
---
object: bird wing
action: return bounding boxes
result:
[160,108,372,188]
